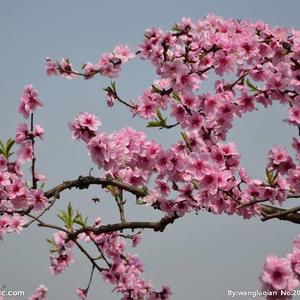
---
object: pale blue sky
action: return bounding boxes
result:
[1,1,300,299]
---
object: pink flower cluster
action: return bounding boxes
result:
[46,44,134,79]
[48,14,300,299]
[260,235,300,299]
[49,218,170,300]
[49,231,74,275]
[69,112,101,143]
[87,127,161,186]
[0,85,47,239]
[64,15,300,223]
[81,221,170,299]
[0,154,48,238]
[0,212,27,239]
[69,110,294,220]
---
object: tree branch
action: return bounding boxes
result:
[44,176,147,199]
[260,204,300,224]
[67,215,179,241]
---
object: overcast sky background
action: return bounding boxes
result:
[1,1,300,299]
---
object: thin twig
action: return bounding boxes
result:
[30,113,37,189]
[86,265,95,292]
[74,240,105,273]
[115,189,126,223]
[89,235,111,268]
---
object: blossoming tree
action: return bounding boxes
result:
[1,14,300,300]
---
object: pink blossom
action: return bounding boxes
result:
[15,123,29,143]
[97,52,121,78]
[287,167,300,193]
[9,213,27,233]
[35,172,47,182]
[174,198,190,216]
[0,171,10,187]
[201,170,218,194]
[155,180,170,196]
[0,155,7,171]
[238,92,256,113]
[58,58,77,79]
[155,150,174,174]
[17,140,33,162]
[220,142,239,156]
[69,112,101,143]
[29,189,48,211]
[132,234,142,247]
[46,58,58,76]
[83,62,98,79]
[188,152,211,179]
[214,50,234,76]
[113,44,135,63]
[76,288,87,299]
[7,178,26,199]
[159,59,188,79]
[50,251,74,275]
[18,84,43,118]
[260,255,292,290]
[0,214,10,239]
[34,124,44,139]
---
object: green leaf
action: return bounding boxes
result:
[111,81,116,94]
[5,139,15,158]
[156,109,164,121]
[147,120,163,128]
[0,140,4,151]
[67,202,73,219]
[246,78,259,92]
[0,139,15,159]
[147,111,168,129]
[57,211,68,224]
[74,211,87,227]
[57,202,75,230]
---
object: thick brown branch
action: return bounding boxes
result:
[44,176,147,199]
[68,215,179,240]
[260,204,300,224]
